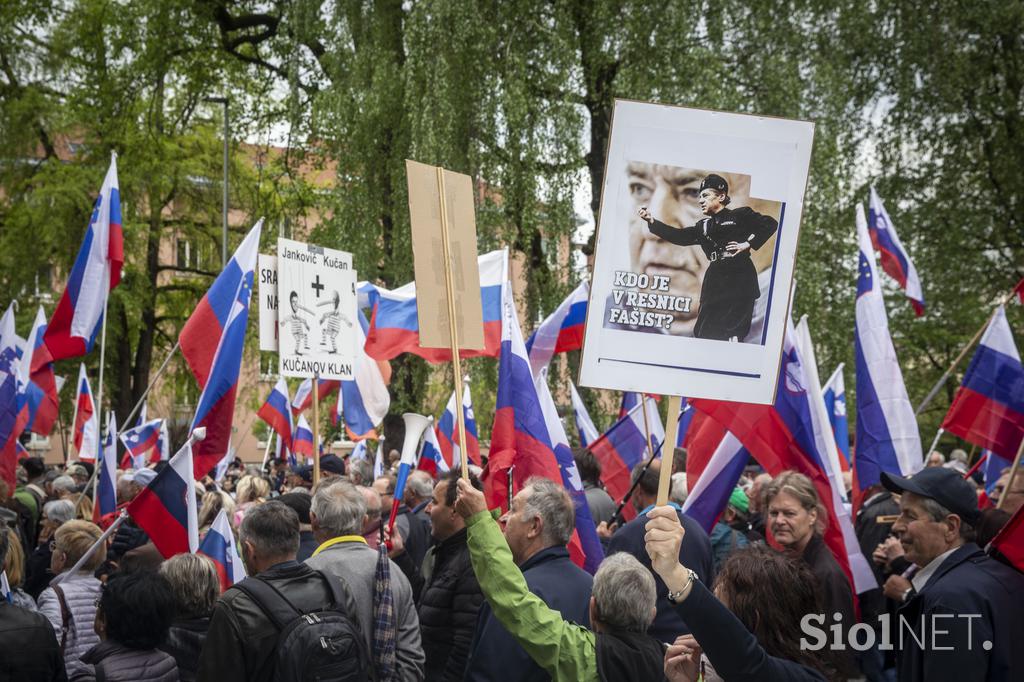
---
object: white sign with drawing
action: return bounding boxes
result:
[257,254,279,352]
[276,238,357,380]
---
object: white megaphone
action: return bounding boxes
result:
[400,413,432,467]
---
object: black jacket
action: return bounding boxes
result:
[465,544,593,682]
[196,560,336,682]
[800,533,856,676]
[606,507,715,644]
[674,580,826,681]
[296,530,318,563]
[895,543,1024,682]
[416,528,484,681]
[159,616,210,682]
[854,490,900,626]
[0,601,67,681]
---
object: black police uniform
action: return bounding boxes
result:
[647,177,777,340]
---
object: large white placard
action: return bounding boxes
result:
[579,100,814,404]
[276,238,357,380]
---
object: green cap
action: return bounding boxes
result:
[728,487,749,514]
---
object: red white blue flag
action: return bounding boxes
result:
[119,419,164,469]
[588,396,664,522]
[199,508,246,591]
[93,413,118,523]
[127,437,199,558]
[180,219,262,478]
[437,380,480,468]
[257,378,294,454]
[293,414,314,458]
[0,305,29,490]
[941,306,1024,460]
[363,250,505,362]
[569,382,599,448]
[337,310,391,440]
[867,187,924,315]
[72,363,98,462]
[822,364,851,467]
[855,204,922,495]
[23,307,60,436]
[525,281,588,377]
[42,154,124,361]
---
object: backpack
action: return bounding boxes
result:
[234,569,376,682]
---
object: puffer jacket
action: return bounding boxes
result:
[71,641,178,682]
[38,571,102,680]
[417,527,484,682]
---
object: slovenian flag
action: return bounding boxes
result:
[525,281,588,377]
[822,364,851,467]
[293,415,315,458]
[72,364,99,462]
[419,419,449,473]
[941,306,1024,460]
[258,378,294,455]
[180,219,262,478]
[436,381,480,468]
[569,382,599,448]
[338,310,391,441]
[23,307,60,436]
[363,250,506,363]
[0,305,29,491]
[119,419,163,469]
[199,508,246,591]
[588,396,664,523]
[854,203,922,495]
[867,187,925,316]
[127,436,199,557]
[681,430,750,533]
[42,153,124,362]
[291,377,340,417]
[93,413,119,523]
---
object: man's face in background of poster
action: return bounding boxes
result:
[625,162,753,336]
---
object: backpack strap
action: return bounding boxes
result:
[232,576,303,632]
[52,584,71,654]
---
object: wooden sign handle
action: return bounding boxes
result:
[655,395,683,506]
[312,372,321,485]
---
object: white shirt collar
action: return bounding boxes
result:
[911,546,959,592]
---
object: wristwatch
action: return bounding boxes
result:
[901,587,915,603]
[666,568,699,604]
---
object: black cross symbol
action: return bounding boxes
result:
[311,275,325,298]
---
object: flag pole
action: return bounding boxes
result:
[436,167,469,480]
[656,395,682,505]
[924,428,944,460]
[312,373,321,485]
[78,298,111,511]
[639,394,655,462]
[915,287,1016,416]
[260,432,275,473]
[997,438,1024,511]
[122,341,180,429]
[609,439,663,525]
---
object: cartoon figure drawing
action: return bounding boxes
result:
[317,290,353,354]
[280,290,313,355]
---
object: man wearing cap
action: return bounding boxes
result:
[881,467,1024,682]
[638,173,777,341]
[708,487,750,574]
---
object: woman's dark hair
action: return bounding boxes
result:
[572,448,602,486]
[715,544,842,680]
[100,571,176,649]
[975,508,1011,548]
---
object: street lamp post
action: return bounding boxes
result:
[204,96,229,267]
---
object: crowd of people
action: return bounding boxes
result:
[1,441,1022,681]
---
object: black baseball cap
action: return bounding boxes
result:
[278,492,312,524]
[320,454,346,476]
[699,173,729,195]
[881,467,980,525]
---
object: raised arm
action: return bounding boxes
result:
[638,206,702,247]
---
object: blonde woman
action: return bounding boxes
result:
[37,520,106,679]
[198,489,236,535]
[232,475,270,527]
[3,528,36,610]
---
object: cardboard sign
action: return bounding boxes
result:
[276,238,357,380]
[258,254,278,352]
[406,159,484,350]
[579,100,814,404]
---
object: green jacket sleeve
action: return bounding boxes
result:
[465,511,598,682]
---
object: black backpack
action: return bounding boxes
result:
[234,570,376,682]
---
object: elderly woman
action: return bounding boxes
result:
[25,499,76,598]
[37,520,106,679]
[762,471,855,676]
[644,506,837,680]
[159,553,220,682]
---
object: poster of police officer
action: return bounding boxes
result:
[579,100,814,404]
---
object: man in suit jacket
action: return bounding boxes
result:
[882,467,1024,682]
